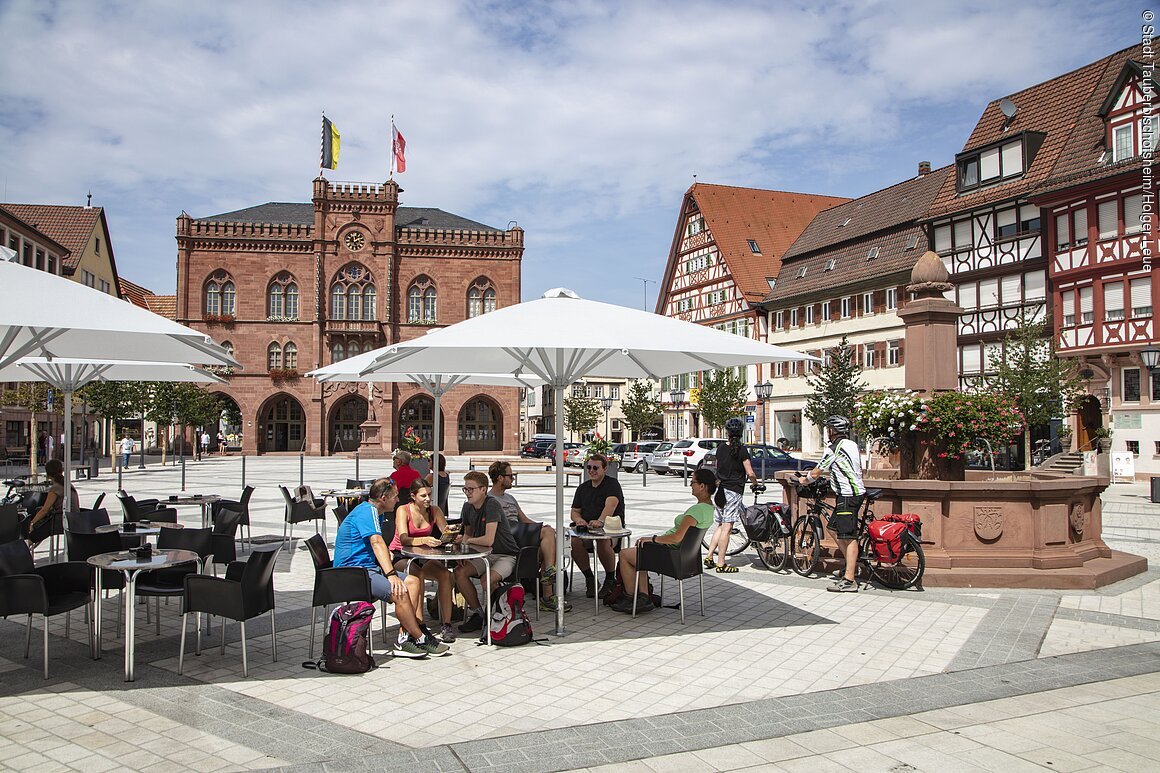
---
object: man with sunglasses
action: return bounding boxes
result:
[488,461,571,613]
[570,453,626,599]
[453,471,520,633]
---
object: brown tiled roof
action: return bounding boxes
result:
[145,295,176,320]
[0,206,70,256]
[782,166,951,260]
[2,205,101,273]
[924,51,1118,220]
[686,184,849,302]
[117,277,155,309]
[1031,42,1155,200]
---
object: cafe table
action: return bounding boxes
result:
[162,494,222,527]
[401,544,493,645]
[566,526,631,617]
[88,548,200,681]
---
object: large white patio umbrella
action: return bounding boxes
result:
[309,349,545,510]
[0,358,225,532]
[0,256,239,370]
[360,288,819,633]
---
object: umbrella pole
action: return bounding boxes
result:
[431,385,444,515]
[63,388,73,537]
[555,383,566,635]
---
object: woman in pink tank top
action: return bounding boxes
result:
[391,478,456,642]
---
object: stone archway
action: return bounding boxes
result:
[209,392,242,453]
[398,395,445,453]
[329,395,368,454]
[258,394,306,453]
[458,396,502,453]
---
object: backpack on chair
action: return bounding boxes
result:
[322,602,377,673]
[482,583,533,646]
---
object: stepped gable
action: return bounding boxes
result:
[1032,40,1157,198]
[925,52,1117,220]
[766,165,951,304]
[201,202,499,232]
[689,183,849,302]
[3,204,99,272]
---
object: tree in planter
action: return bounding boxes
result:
[805,336,866,437]
[620,380,663,440]
[564,395,601,442]
[985,313,1086,469]
[697,369,749,433]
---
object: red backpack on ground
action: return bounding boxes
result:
[866,521,908,562]
[323,602,377,673]
[484,583,533,646]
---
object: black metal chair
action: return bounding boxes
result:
[511,522,545,620]
[64,529,125,638]
[633,526,709,623]
[117,492,177,523]
[279,486,326,543]
[90,493,106,511]
[212,486,253,551]
[66,508,112,534]
[138,528,214,636]
[303,534,383,658]
[0,540,91,678]
[0,504,20,544]
[179,544,281,677]
[211,508,243,569]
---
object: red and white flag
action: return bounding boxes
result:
[392,122,406,174]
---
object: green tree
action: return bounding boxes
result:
[619,380,662,439]
[985,313,1086,468]
[697,369,749,433]
[804,336,867,435]
[564,395,601,440]
[79,381,149,460]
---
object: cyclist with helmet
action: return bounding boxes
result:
[706,416,761,573]
[795,415,864,592]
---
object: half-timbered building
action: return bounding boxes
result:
[1030,41,1160,472]
[656,183,847,440]
[762,163,951,453]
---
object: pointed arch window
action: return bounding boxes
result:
[205,271,236,317]
[408,276,437,323]
[467,277,497,318]
[267,272,299,319]
[329,263,375,321]
[331,341,345,363]
[283,342,298,369]
[267,342,282,370]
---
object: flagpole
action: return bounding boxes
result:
[389,114,395,180]
[320,111,325,178]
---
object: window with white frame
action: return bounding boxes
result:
[862,292,874,315]
[789,360,798,376]
[958,281,979,310]
[775,361,784,377]
[934,224,952,253]
[610,385,619,399]
[1131,277,1152,317]
[1025,270,1046,302]
[1079,286,1094,324]
[863,344,875,369]
[821,300,831,319]
[885,287,897,310]
[1113,124,1134,162]
[775,310,784,329]
[805,305,815,325]
[1104,281,1125,320]
[887,340,900,366]
[962,344,981,373]
[1124,367,1142,402]
[840,296,852,318]
[1098,199,1118,240]
[789,308,798,327]
[1124,193,1143,235]
[1061,290,1076,326]
[593,385,604,398]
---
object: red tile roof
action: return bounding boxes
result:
[117,277,155,309]
[145,295,176,320]
[686,183,849,302]
[2,205,102,273]
[925,51,1118,220]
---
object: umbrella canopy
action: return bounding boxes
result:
[0,357,225,530]
[358,288,819,634]
[308,350,546,510]
[0,257,239,370]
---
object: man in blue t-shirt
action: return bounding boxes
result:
[333,477,448,658]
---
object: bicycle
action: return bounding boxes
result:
[701,485,789,570]
[854,509,925,590]
[788,478,878,577]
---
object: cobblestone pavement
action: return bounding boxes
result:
[1,457,1157,772]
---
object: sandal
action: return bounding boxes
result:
[715,564,739,574]
[703,556,716,569]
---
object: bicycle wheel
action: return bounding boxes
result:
[874,533,925,590]
[755,535,788,571]
[701,524,750,556]
[789,517,821,576]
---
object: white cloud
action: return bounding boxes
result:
[0,0,1138,304]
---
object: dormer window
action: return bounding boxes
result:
[1099,61,1157,164]
[838,217,852,228]
[956,134,1039,193]
[1113,123,1134,162]
[906,234,920,250]
[866,247,879,260]
[824,258,836,271]
[747,239,761,254]
[795,266,807,279]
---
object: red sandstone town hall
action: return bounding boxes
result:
[176,177,524,456]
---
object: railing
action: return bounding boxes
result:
[324,320,381,334]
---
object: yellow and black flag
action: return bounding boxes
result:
[321,116,341,170]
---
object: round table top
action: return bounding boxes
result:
[402,544,492,561]
[95,521,185,535]
[164,494,221,504]
[567,526,631,540]
[322,488,369,498]
[86,548,200,571]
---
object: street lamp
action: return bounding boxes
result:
[599,395,613,440]
[669,389,685,440]
[1141,344,1160,372]
[755,379,774,479]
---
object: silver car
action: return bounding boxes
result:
[621,441,659,472]
[648,441,675,474]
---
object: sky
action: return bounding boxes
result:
[0,0,1147,310]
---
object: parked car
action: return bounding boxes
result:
[666,437,726,475]
[702,443,817,480]
[521,439,554,458]
[563,444,587,467]
[547,442,581,464]
[621,441,660,472]
[649,441,675,474]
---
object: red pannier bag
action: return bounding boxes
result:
[867,520,907,562]
[884,512,922,540]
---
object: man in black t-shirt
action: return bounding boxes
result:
[453,471,520,633]
[570,453,626,599]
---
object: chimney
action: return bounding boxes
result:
[917,161,931,177]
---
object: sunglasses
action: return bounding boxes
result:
[585,464,602,471]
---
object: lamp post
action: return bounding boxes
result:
[599,396,613,441]
[755,379,773,480]
[1141,344,1160,372]
[669,388,685,441]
